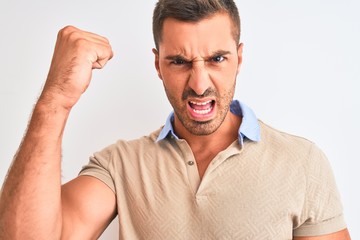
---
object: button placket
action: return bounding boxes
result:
[187,160,195,166]
[176,140,201,194]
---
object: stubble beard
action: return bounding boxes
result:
[166,84,236,136]
[175,105,228,136]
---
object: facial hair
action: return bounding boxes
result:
[165,81,236,136]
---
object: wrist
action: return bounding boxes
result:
[38,88,78,113]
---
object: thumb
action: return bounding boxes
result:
[92,53,114,69]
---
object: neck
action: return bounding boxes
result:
[174,111,241,151]
[173,111,242,180]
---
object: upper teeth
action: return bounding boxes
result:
[190,100,212,106]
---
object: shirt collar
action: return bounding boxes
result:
[156,100,260,144]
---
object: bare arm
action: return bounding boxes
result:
[61,176,117,239]
[293,228,351,240]
[0,26,114,239]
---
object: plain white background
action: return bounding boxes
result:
[0,0,359,238]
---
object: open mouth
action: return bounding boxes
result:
[188,100,215,115]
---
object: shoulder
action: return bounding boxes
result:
[255,120,333,178]
[258,120,322,157]
[257,121,345,235]
[259,120,315,146]
[92,127,168,162]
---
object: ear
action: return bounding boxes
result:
[152,48,163,80]
[236,43,244,74]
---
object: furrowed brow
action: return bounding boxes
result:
[209,50,232,57]
[164,50,232,62]
[164,54,191,62]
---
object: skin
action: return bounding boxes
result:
[293,229,351,240]
[0,14,351,240]
[153,14,243,178]
[0,26,117,239]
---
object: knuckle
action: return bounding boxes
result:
[67,30,82,42]
[72,36,87,46]
[67,32,89,51]
[58,26,88,47]
[58,25,76,38]
[102,36,110,44]
[105,43,113,53]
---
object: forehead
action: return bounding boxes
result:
[159,13,237,56]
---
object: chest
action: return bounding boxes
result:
[113,151,305,239]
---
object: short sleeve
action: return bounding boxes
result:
[79,145,116,193]
[293,144,347,236]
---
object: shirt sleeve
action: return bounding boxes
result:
[293,144,347,236]
[78,145,116,193]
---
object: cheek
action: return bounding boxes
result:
[210,67,237,89]
[161,70,189,90]
[162,75,184,100]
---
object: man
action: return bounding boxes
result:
[0,0,351,239]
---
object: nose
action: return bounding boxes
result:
[188,61,211,96]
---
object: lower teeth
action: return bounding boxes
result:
[193,107,212,114]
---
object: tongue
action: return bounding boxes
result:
[189,101,212,110]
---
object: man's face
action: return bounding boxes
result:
[154,13,243,136]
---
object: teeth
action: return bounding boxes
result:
[190,100,212,106]
[192,107,212,115]
[189,100,213,115]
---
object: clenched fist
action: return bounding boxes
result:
[41,26,113,110]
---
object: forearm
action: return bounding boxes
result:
[0,96,70,239]
[0,26,113,239]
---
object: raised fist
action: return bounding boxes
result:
[41,26,113,110]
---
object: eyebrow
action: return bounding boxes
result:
[209,50,232,58]
[164,50,232,62]
[165,54,191,62]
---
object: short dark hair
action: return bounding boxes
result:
[152,0,241,50]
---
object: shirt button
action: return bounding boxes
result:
[187,161,195,166]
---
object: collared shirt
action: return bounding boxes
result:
[80,100,346,239]
[157,100,261,145]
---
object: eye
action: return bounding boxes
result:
[172,58,187,65]
[211,55,225,63]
